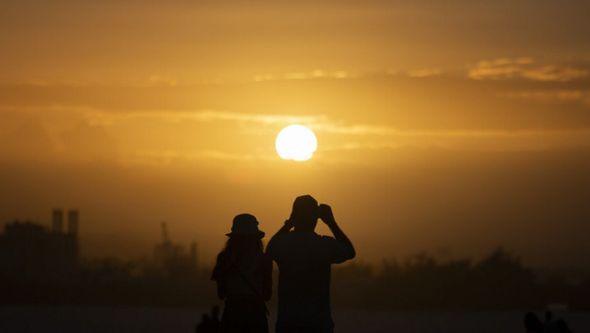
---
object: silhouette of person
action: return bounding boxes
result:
[543,311,573,333]
[196,313,212,333]
[210,306,221,330]
[524,312,543,333]
[196,306,221,333]
[266,195,356,333]
[554,319,573,333]
[545,311,553,324]
[523,311,572,333]
[212,214,272,333]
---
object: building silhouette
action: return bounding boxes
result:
[153,222,198,277]
[0,209,79,281]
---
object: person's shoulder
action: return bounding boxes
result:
[319,235,337,243]
[311,234,336,247]
[266,232,290,256]
[270,231,292,245]
[318,235,343,250]
[212,251,230,281]
[216,250,229,263]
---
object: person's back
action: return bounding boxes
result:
[212,214,272,333]
[267,195,355,333]
[524,312,543,333]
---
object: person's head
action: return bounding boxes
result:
[223,214,264,257]
[544,311,553,322]
[290,195,319,232]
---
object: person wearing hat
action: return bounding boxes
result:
[266,195,356,333]
[211,214,272,333]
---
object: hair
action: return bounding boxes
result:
[291,195,319,231]
[221,235,264,263]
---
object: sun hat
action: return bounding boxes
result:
[226,213,265,238]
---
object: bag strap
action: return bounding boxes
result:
[230,262,270,315]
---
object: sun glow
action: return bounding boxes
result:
[275,125,318,161]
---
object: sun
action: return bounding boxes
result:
[275,124,318,161]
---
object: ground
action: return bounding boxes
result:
[0,307,588,332]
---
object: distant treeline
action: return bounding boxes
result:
[1,248,589,310]
[331,248,590,310]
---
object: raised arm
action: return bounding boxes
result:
[319,204,356,260]
[267,219,293,247]
[266,219,294,258]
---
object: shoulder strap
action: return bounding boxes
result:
[230,261,269,315]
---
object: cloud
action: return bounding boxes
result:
[522,66,589,82]
[85,108,550,139]
[82,109,323,127]
[406,68,443,78]
[468,58,589,82]
[499,90,587,103]
[126,148,280,167]
[11,105,590,140]
[252,68,447,83]
[249,60,586,84]
[59,121,119,161]
[253,70,351,82]
[311,123,393,135]
[0,118,57,161]
[3,104,590,167]
[146,75,178,87]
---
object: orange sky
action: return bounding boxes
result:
[1,0,590,267]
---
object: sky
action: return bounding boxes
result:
[1,0,590,267]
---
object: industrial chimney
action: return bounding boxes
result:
[67,210,79,236]
[190,241,198,269]
[52,209,64,233]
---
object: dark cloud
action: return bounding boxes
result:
[2,63,590,132]
[59,121,119,162]
[0,115,56,161]
[1,0,589,82]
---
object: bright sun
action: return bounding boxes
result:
[275,124,318,161]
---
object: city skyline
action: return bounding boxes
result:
[1,0,590,267]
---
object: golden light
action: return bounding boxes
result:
[275,124,318,161]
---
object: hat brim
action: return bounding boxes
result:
[225,231,265,238]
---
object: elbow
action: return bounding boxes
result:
[347,248,356,261]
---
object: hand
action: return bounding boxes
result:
[284,219,295,230]
[318,204,336,225]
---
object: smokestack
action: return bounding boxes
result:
[190,241,198,269]
[161,222,169,244]
[52,209,63,233]
[67,209,79,236]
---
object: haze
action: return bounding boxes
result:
[1,0,589,267]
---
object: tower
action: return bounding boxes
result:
[66,209,80,266]
[52,209,63,233]
[67,210,79,236]
[190,241,198,269]
[161,222,170,245]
